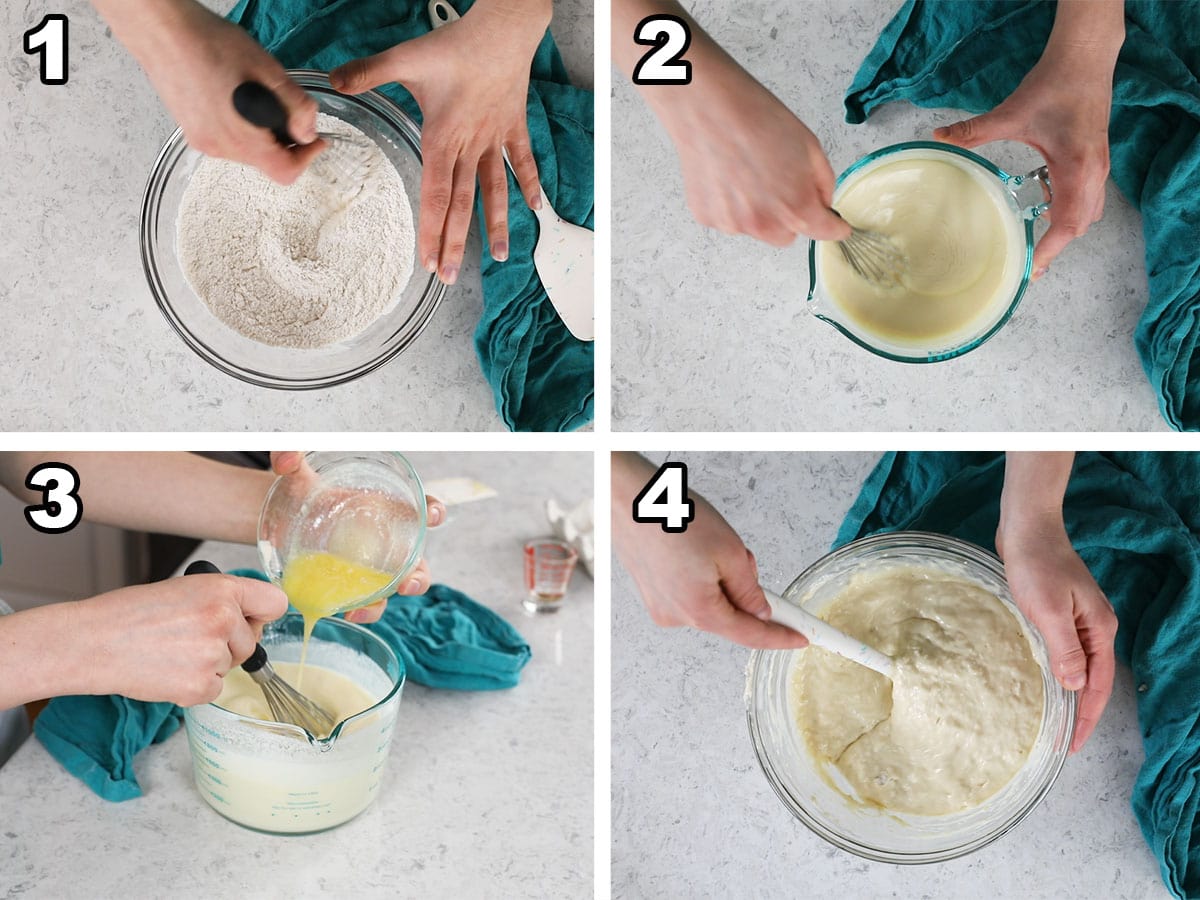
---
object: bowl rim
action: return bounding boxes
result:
[805,140,1035,364]
[139,69,445,390]
[746,530,1076,864]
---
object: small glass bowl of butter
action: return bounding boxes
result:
[257,451,427,619]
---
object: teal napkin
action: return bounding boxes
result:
[228,0,594,432]
[844,1,1200,431]
[35,569,530,801]
[837,451,1200,899]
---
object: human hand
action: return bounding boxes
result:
[122,2,324,184]
[330,1,551,284]
[269,452,446,624]
[78,574,289,706]
[996,518,1117,753]
[934,48,1114,279]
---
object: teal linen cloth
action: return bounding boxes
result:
[35,569,530,801]
[844,1,1200,431]
[228,0,594,432]
[836,452,1200,899]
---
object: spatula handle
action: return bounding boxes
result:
[764,589,894,678]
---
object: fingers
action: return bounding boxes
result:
[506,139,542,211]
[425,495,447,528]
[270,451,303,477]
[268,73,319,144]
[247,138,327,186]
[1038,605,1089,692]
[478,149,510,261]
[437,156,478,285]
[1031,168,1105,276]
[330,46,407,95]
[396,559,432,596]
[713,547,809,650]
[933,111,1010,150]
[417,146,453,276]
[230,575,290,627]
[1070,598,1119,753]
[344,598,388,625]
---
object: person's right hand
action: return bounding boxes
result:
[647,60,849,247]
[613,475,808,649]
[130,2,324,184]
[78,573,289,707]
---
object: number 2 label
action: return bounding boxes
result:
[633,462,695,533]
[24,463,83,534]
[23,14,69,86]
[632,15,692,85]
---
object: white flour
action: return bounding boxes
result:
[177,114,415,349]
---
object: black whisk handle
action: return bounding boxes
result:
[232,81,295,148]
[241,644,269,674]
[184,559,221,576]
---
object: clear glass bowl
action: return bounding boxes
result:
[258,451,427,615]
[746,531,1074,863]
[807,141,1050,363]
[140,70,444,389]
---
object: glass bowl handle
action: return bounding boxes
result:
[1007,165,1052,220]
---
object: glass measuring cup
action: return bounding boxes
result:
[258,451,427,618]
[183,613,405,834]
[807,141,1052,363]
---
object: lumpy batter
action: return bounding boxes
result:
[790,566,1043,815]
[216,660,376,738]
[817,156,1022,348]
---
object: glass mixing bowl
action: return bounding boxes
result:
[258,451,427,615]
[746,531,1074,863]
[140,70,444,389]
[184,613,404,834]
[807,141,1051,363]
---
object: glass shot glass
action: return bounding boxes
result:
[522,539,578,614]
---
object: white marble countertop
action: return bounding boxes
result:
[612,1,1167,432]
[612,451,1169,899]
[0,1,592,432]
[0,451,593,898]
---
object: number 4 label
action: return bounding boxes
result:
[24,14,69,86]
[632,462,695,533]
[632,15,692,85]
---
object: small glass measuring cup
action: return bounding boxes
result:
[522,539,578,613]
[807,141,1052,363]
[183,613,405,834]
[258,451,427,617]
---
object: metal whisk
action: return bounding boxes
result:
[834,210,908,289]
[232,81,378,203]
[184,560,337,737]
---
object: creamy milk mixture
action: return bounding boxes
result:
[790,566,1043,815]
[216,660,376,737]
[818,157,1022,348]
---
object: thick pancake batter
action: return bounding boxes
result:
[818,156,1023,348]
[790,566,1043,816]
[216,660,376,739]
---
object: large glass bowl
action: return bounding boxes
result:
[746,531,1074,863]
[140,70,444,389]
[257,451,427,615]
[807,141,1051,363]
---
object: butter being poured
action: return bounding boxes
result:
[280,551,395,685]
[818,157,1023,348]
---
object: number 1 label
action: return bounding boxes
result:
[24,14,69,86]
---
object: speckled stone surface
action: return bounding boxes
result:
[612,1,1167,432]
[612,451,1169,899]
[0,1,592,432]
[0,451,593,898]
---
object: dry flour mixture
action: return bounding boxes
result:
[177,114,414,349]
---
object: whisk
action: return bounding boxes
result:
[232,81,377,201]
[184,560,337,736]
[834,210,908,289]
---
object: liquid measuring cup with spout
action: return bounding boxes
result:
[183,613,404,834]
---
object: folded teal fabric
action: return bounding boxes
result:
[844,1,1200,430]
[228,0,594,432]
[837,452,1200,899]
[36,568,530,801]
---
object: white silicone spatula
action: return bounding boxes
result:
[764,588,894,678]
[427,0,594,341]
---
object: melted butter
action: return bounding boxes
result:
[790,566,1043,816]
[818,157,1022,347]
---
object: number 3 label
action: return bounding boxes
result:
[632,15,692,85]
[633,462,695,533]
[24,463,83,534]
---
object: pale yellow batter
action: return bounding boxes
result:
[818,156,1023,348]
[216,661,376,738]
[790,566,1043,816]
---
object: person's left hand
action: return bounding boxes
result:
[329,2,550,285]
[269,452,446,624]
[996,516,1118,753]
[934,47,1114,279]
